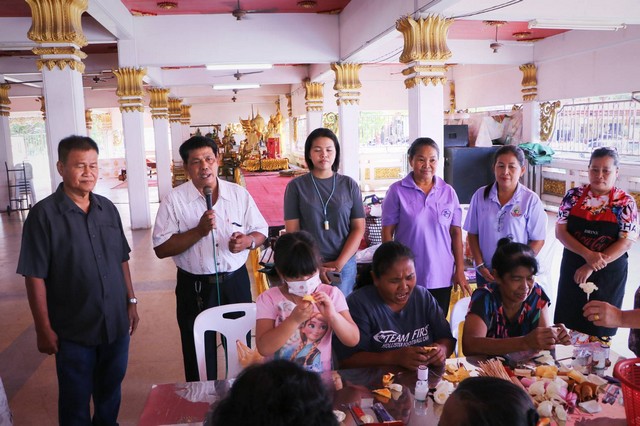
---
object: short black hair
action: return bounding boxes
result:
[179,135,218,164]
[491,237,538,278]
[304,128,340,172]
[408,137,439,159]
[205,360,338,426]
[589,146,619,168]
[58,135,99,164]
[273,231,322,279]
[443,377,539,426]
[372,241,415,278]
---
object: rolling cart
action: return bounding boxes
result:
[5,161,33,215]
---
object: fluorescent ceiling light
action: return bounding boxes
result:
[213,83,260,90]
[528,19,626,31]
[206,64,272,71]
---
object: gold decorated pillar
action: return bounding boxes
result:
[85,109,92,131]
[26,0,89,190]
[168,97,184,161]
[0,83,13,210]
[114,67,151,229]
[519,63,541,144]
[397,14,452,177]
[180,104,192,142]
[331,62,362,182]
[148,87,172,200]
[38,96,46,121]
[304,80,324,136]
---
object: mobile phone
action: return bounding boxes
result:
[327,271,342,285]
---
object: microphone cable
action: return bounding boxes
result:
[203,186,222,306]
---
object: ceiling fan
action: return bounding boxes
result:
[215,69,264,80]
[84,72,115,83]
[231,0,276,20]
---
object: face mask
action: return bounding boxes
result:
[286,273,321,297]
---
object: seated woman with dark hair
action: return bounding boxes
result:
[462,238,571,356]
[439,376,539,426]
[333,241,455,370]
[205,359,338,426]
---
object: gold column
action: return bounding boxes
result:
[38,96,46,120]
[331,63,362,105]
[148,88,170,120]
[0,84,10,117]
[449,81,456,112]
[113,67,146,113]
[304,81,324,112]
[396,15,452,88]
[168,97,183,123]
[285,94,292,117]
[85,109,92,129]
[26,0,88,72]
[520,63,538,102]
[180,104,192,125]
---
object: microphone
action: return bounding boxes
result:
[203,186,213,210]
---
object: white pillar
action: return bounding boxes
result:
[168,97,183,162]
[114,67,151,229]
[407,77,445,177]
[522,101,540,144]
[0,83,11,211]
[307,110,323,134]
[41,66,87,190]
[149,88,172,201]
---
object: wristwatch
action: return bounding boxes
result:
[128,297,138,305]
[249,236,256,250]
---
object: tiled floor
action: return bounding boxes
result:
[1,176,639,425]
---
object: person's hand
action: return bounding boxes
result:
[289,299,314,325]
[128,304,140,336]
[573,264,594,284]
[584,251,610,271]
[36,325,59,355]
[453,270,471,297]
[583,300,623,328]
[312,291,336,320]
[319,264,338,284]
[523,327,557,351]
[478,266,495,283]
[423,343,447,367]
[229,232,249,253]
[391,346,428,370]
[196,210,216,237]
[552,324,571,345]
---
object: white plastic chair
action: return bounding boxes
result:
[450,296,471,357]
[193,302,256,381]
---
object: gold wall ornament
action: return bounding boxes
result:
[0,84,10,117]
[168,97,183,123]
[38,96,46,120]
[180,104,192,125]
[148,88,170,120]
[304,81,324,112]
[26,0,88,46]
[322,112,339,134]
[519,63,538,101]
[543,178,566,198]
[375,167,402,180]
[331,63,362,106]
[85,109,93,130]
[449,81,456,112]
[396,15,453,63]
[36,58,85,73]
[285,94,292,117]
[292,117,298,142]
[540,100,561,142]
[404,75,446,89]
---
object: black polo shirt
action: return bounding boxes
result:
[17,183,131,346]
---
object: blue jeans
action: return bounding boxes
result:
[55,335,129,426]
[337,256,357,296]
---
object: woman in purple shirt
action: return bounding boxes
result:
[464,145,547,287]
[382,137,471,315]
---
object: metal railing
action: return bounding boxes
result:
[549,93,640,157]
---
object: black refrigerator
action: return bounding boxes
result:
[444,146,500,204]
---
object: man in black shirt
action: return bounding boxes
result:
[17,135,139,425]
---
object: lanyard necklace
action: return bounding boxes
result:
[310,173,336,230]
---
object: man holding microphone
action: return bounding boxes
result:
[153,136,267,381]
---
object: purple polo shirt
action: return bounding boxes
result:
[382,174,462,289]
[463,183,547,269]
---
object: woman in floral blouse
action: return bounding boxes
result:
[462,238,571,355]
[555,147,638,340]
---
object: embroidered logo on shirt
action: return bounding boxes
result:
[511,205,522,217]
[441,209,452,219]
